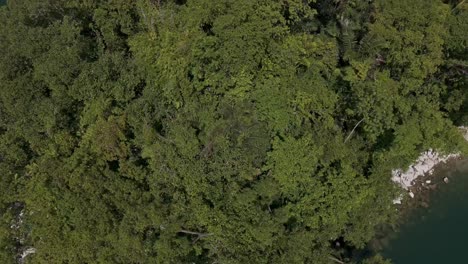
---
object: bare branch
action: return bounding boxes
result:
[328,256,346,264]
[452,0,466,12]
[178,230,213,243]
[344,118,364,143]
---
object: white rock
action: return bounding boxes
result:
[459,126,468,141]
[391,127,467,203]
[20,247,36,261]
[393,194,403,204]
[391,149,460,189]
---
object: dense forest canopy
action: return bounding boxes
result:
[0,0,467,263]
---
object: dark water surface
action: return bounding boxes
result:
[383,159,468,263]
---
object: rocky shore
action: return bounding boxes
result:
[391,126,468,204]
[391,150,460,190]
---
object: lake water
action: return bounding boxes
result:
[383,159,468,263]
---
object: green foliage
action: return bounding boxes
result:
[361,0,449,80]
[0,0,466,263]
[361,254,392,264]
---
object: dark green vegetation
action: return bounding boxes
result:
[0,0,467,263]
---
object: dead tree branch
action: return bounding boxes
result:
[344,118,364,143]
[178,230,213,243]
[328,256,346,264]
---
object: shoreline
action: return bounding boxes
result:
[391,152,461,204]
[391,126,468,203]
[369,156,468,254]
[369,156,468,256]
[397,156,467,214]
[391,150,459,196]
[367,127,468,253]
[407,157,466,204]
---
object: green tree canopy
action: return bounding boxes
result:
[0,0,466,263]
